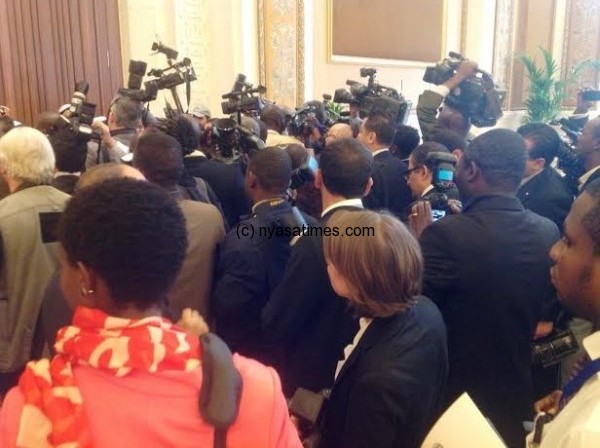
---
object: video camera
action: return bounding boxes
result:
[423,52,505,127]
[207,117,265,163]
[119,41,197,114]
[221,74,267,118]
[56,81,97,142]
[288,99,334,148]
[119,60,158,103]
[423,152,458,220]
[333,67,411,126]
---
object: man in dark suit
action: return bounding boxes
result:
[575,117,600,192]
[359,113,412,220]
[516,123,574,232]
[418,129,560,448]
[48,126,88,195]
[262,138,372,396]
[184,154,251,228]
[212,148,314,366]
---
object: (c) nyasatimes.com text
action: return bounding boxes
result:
[235,223,375,240]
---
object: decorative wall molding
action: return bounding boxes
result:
[174,0,211,110]
[561,0,600,106]
[492,0,517,109]
[258,0,305,107]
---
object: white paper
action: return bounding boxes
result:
[421,393,507,448]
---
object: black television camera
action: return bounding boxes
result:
[119,42,197,114]
[532,329,579,368]
[221,74,267,120]
[118,60,158,103]
[423,152,458,220]
[207,117,265,163]
[333,67,411,126]
[288,99,334,149]
[56,81,98,142]
[556,116,588,195]
[423,52,505,127]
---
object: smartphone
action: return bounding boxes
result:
[432,209,446,221]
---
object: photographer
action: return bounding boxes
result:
[47,125,89,195]
[86,95,144,168]
[417,60,478,141]
[405,142,457,201]
[261,104,302,148]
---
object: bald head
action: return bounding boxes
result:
[325,123,353,146]
[76,163,145,192]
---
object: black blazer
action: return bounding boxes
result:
[517,167,573,232]
[51,174,79,195]
[319,297,448,448]
[212,199,316,366]
[184,156,251,228]
[419,194,559,448]
[262,205,360,396]
[363,151,412,221]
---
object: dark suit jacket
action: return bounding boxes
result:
[262,205,359,396]
[419,194,559,448]
[184,156,251,228]
[319,297,448,448]
[363,151,412,221]
[51,174,79,195]
[517,167,573,232]
[212,199,316,366]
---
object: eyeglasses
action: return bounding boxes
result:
[404,166,422,179]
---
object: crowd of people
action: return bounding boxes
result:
[0,58,598,448]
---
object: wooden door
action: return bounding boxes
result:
[0,0,123,126]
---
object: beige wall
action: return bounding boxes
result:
[117,0,593,128]
[118,0,258,118]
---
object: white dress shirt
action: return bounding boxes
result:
[579,166,600,191]
[334,317,372,380]
[530,331,600,447]
[321,198,364,218]
[372,147,390,157]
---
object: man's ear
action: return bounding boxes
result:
[314,169,323,190]
[246,170,258,190]
[362,177,374,197]
[465,159,479,183]
[533,157,546,172]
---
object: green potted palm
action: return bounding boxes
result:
[518,47,600,122]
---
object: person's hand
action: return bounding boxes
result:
[409,200,433,238]
[534,321,554,340]
[91,121,117,148]
[534,390,562,417]
[177,308,209,336]
[456,60,478,80]
[447,199,463,214]
[444,60,478,91]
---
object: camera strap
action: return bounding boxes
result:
[559,357,600,409]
